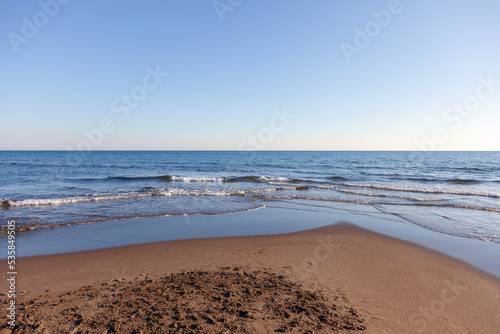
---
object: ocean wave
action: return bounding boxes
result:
[257,194,500,213]
[326,176,348,181]
[2,175,499,212]
[2,192,152,207]
[93,175,224,182]
[388,177,481,184]
[446,178,480,185]
[74,174,307,184]
[74,173,488,190]
[171,176,225,182]
[257,194,374,205]
[225,176,301,183]
[312,185,340,190]
[342,183,500,198]
[391,177,440,182]
[74,175,173,182]
[338,190,442,202]
[1,189,233,208]
[0,187,288,208]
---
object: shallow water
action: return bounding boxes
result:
[2,204,499,278]
[1,151,499,244]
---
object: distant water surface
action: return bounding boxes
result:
[0,151,499,244]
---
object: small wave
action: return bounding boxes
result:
[81,175,224,183]
[455,166,485,172]
[338,190,442,202]
[0,188,235,208]
[446,178,480,185]
[74,175,173,182]
[326,176,348,181]
[311,185,339,190]
[375,202,500,213]
[268,186,310,191]
[109,176,155,181]
[395,177,440,182]
[171,176,224,182]
[1,186,292,208]
[390,177,481,185]
[428,204,500,213]
[257,194,500,213]
[238,188,280,194]
[116,175,227,183]
[2,193,152,207]
[89,175,280,184]
[224,176,303,184]
[75,174,315,185]
[224,176,263,183]
[342,183,500,198]
[255,194,373,205]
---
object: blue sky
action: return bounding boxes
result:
[1,0,499,150]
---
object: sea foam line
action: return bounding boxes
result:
[255,194,500,213]
[0,187,281,208]
[342,183,500,198]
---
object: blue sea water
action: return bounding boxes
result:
[0,151,499,244]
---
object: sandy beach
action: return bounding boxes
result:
[1,222,499,333]
[4,0,500,331]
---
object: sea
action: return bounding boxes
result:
[1,151,499,248]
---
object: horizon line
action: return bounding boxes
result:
[0,149,498,152]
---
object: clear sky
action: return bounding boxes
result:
[1,0,499,150]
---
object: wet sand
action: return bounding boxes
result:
[1,222,499,333]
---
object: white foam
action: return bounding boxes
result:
[343,183,500,198]
[2,188,235,208]
[170,176,225,182]
[260,176,291,181]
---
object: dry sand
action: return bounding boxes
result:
[1,222,499,333]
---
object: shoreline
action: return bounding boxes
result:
[4,204,500,278]
[2,222,499,332]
